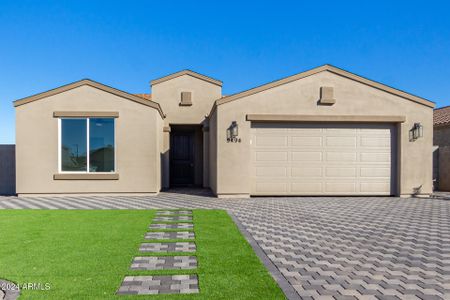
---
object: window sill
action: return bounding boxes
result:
[53,173,119,180]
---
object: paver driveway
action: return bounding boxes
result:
[1,190,449,299]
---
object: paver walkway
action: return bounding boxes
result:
[1,190,450,299]
[130,256,197,270]
[117,209,199,295]
[139,242,197,253]
[145,231,195,240]
[118,275,198,295]
[149,223,194,229]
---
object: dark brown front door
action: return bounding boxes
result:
[170,131,195,186]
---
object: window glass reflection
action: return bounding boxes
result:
[89,118,115,172]
[61,119,87,171]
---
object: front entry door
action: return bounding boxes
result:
[170,131,195,186]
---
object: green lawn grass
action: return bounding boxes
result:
[0,209,285,299]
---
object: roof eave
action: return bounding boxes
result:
[150,70,222,87]
[13,79,166,119]
[216,64,435,109]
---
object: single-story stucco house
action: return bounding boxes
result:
[13,65,435,197]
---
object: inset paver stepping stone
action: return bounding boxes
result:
[130,256,197,270]
[117,275,199,295]
[139,242,196,253]
[149,223,194,230]
[153,216,192,222]
[145,231,195,240]
[156,210,192,215]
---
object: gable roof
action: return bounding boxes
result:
[150,69,222,87]
[434,105,450,127]
[13,79,165,118]
[213,64,435,111]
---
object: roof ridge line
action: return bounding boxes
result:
[150,69,222,87]
[213,64,435,109]
[13,79,165,118]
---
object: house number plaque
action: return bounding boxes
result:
[227,137,241,143]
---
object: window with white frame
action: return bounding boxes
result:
[59,118,115,172]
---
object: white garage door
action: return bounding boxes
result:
[250,123,396,196]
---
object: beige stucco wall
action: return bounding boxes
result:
[152,75,222,125]
[212,70,433,197]
[208,111,218,194]
[156,112,164,191]
[16,85,163,195]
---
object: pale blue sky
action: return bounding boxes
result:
[1,0,449,144]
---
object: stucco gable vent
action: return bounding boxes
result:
[318,86,336,105]
[180,91,193,106]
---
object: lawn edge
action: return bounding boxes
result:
[228,212,299,300]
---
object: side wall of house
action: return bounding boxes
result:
[156,113,164,191]
[434,126,450,146]
[434,126,450,191]
[208,110,218,194]
[215,71,433,197]
[438,146,450,192]
[16,85,162,195]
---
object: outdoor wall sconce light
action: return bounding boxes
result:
[227,121,241,143]
[409,122,424,141]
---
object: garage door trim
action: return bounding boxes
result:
[246,114,406,123]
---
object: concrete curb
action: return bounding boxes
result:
[228,212,300,300]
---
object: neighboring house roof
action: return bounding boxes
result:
[150,69,222,87]
[134,93,152,100]
[13,79,165,118]
[210,64,435,116]
[434,105,450,127]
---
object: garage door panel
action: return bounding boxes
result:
[251,123,396,196]
[326,136,357,147]
[360,136,391,147]
[255,136,288,147]
[325,182,356,193]
[359,128,391,134]
[255,151,288,161]
[326,167,357,177]
[291,166,322,177]
[289,128,323,135]
[360,167,390,177]
[360,152,390,162]
[326,128,357,135]
[291,182,323,193]
[291,136,322,146]
[360,182,390,193]
[253,127,288,134]
[255,182,287,193]
[256,166,287,177]
[292,151,322,161]
[326,152,357,162]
